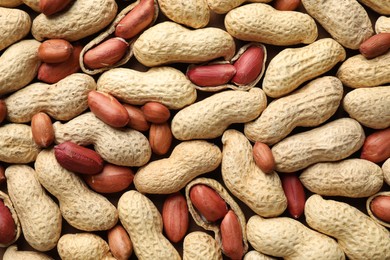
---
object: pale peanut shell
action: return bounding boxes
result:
[171,88,267,140]
[375,16,390,33]
[221,129,287,217]
[272,118,365,173]
[0,0,22,7]
[305,194,390,260]
[262,38,346,98]
[366,191,390,228]
[383,158,390,185]
[342,86,390,129]
[32,0,117,41]
[359,0,390,15]
[0,7,31,51]
[225,3,317,46]
[244,251,276,260]
[207,0,272,14]
[245,76,343,145]
[23,0,39,12]
[118,190,180,260]
[0,191,21,248]
[183,231,222,260]
[5,73,96,123]
[97,67,197,109]
[3,245,53,260]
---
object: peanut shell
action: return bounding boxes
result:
[366,191,390,228]
[0,7,31,51]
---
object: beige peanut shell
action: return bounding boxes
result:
[272,118,365,173]
[97,67,197,109]
[22,0,39,12]
[224,3,318,46]
[34,149,118,231]
[133,21,236,66]
[221,129,287,217]
[244,251,276,260]
[375,16,390,33]
[0,192,21,248]
[207,0,272,14]
[118,190,180,260]
[171,88,267,140]
[0,0,22,7]
[158,0,209,28]
[57,233,114,260]
[53,112,151,167]
[183,231,222,260]
[299,159,383,198]
[246,215,345,260]
[3,245,53,260]
[337,52,390,88]
[32,0,118,41]
[383,158,390,185]
[135,141,221,194]
[5,73,96,123]
[0,124,41,163]
[302,0,373,49]
[342,86,390,129]
[0,39,41,96]
[305,194,390,260]
[366,191,390,228]
[0,7,31,51]
[262,38,346,98]
[359,0,390,15]
[245,76,343,145]
[5,165,61,251]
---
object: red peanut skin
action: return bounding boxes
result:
[220,210,244,260]
[0,100,6,125]
[38,39,73,63]
[115,0,155,39]
[281,173,306,219]
[231,45,265,85]
[273,0,301,11]
[0,165,5,184]
[0,200,16,245]
[108,225,133,260]
[141,102,170,124]
[360,127,390,163]
[359,33,390,59]
[370,195,390,223]
[253,142,276,174]
[40,0,73,16]
[149,122,172,155]
[31,112,55,148]
[187,64,236,87]
[162,192,189,243]
[123,104,150,132]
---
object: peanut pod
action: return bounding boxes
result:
[207,0,272,14]
[366,191,390,228]
[0,7,31,51]
[3,245,53,260]
[244,251,277,260]
[359,0,390,15]
[183,231,222,260]
[0,191,20,248]
[375,16,390,34]
[0,0,23,8]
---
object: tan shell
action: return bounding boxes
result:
[383,158,390,186]
[80,0,159,75]
[171,88,267,140]
[5,165,61,251]
[133,21,236,67]
[53,112,151,167]
[0,39,41,97]
[35,149,118,231]
[221,129,287,217]
[375,16,390,33]
[57,233,114,260]
[0,0,22,7]
[183,231,222,260]
[366,191,390,228]
[245,76,343,145]
[3,245,53,260]
[117,190,180,260]
[300,159,383,198]
[359,0,390,15]
[158,0,209,28]
[97,67,197,109]
[31,0,118,41]
[0,124,41,163]
[185,177,248,256]
[207,0,272,14]
[0,7,31,51]
[272,118,365,173]
[244,251,276,260]
[0,191,21,248]
[342,86,390,129]
[247,215,345,260]
[262,38,346,98]
[224,3,318,46]
[5,73,96,123]
[135,141,221,194]
[337,52,390,88]
[305,194,390,260]
[23,0,39,12]
[302,0,373,49]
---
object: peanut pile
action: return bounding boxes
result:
[0,0,389,259]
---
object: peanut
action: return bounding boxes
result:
[375,16,390,34]
[187,63,237,87]
[39,0,73,16]
[359,0,390,15]
[252,142,275,174]
[134,140,221,194]
[3,245,53,260]
[117,190,180,259]
[5,165,62,251]
[97,67,197,109]
[231,45,265,85]
[0,0,22,7]
[123,104,150,131]
[280,173,306,219]
[367,191,390,228]
[88,90,130,128]
[221,129,287,217]
[342,86,390,129]
[0,100,6,124]
[108,225,133,260]
[32,0,118,41]
[172,88,266,140]
[272,118,365,173]
[245,76,344,145]
[383,158,390,186]
[133,21,236,66]
[0,199,16,245]
[162,192,189,243]
[302,0,373,49]
[220,210,245,260]
[31,112,54,148]
[207,0,273,14]
[225,3,317,46]
[246,215,345,259]
[360,127,390,163]
[273,0,301,11]
[359,33,390,59]
[0,7,31,52]
[244,251,277,260]
[141,102,170,124]
[305,194,390,259]
[183,232,222,260]
[0,165,4,184]
[300,159,383,198]
[35,149,118,231]
[38,39,73,63]
[149,122,172,155]
[262,38,346,98]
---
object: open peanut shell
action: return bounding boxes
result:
[366,191,390,228]
[0,191,21,247]
[185,177,248,257]
[80,0,159,75]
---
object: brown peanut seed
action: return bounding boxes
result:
[281,173,306,219]
[253,142,275,174]
[31,112,55,148]
[187,64,236,87]
[162,192,189,243]
[149,122,172,155]
[108,225,133,260]
[359,33,390,59]
[123,104,150,132]
[220,210,244,260]
[232,45,265,85]
[141,102,171,124]
[38,39,73,63]
[0,100,6,125]
[370,195,390,223]
[273,0,301,11]
[360,127,390,163]
[39,0,73,16]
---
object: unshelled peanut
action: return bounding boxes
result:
[3,245,53,260]
[183,232,222,260]
[0,7,30,52]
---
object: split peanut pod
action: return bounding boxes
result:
[0,191,20,248]
[366,191,390,228]
[3,245,53,260]
[0,7,30,51]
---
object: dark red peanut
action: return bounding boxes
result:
[141,102,170,124]
[370,195,390,223]
[0,100,6,124]
[360,127,390,163]
[359,33,390,59]
[39,0,73,16]
[0,165,5,184]
[187,64,236,87]
[273,0,301,11]
[162,192,189,243]
[0,200,16,245]
[149,123,172,155]
[231,45,265,85]
[220,210,244,260]
[281,173,306,219]
[123,104,150,132]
